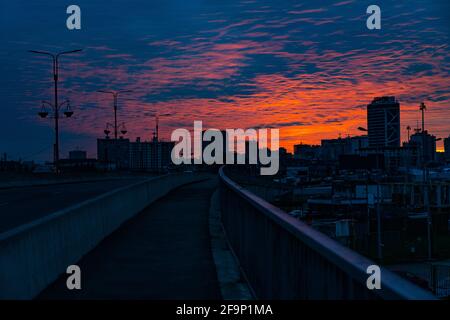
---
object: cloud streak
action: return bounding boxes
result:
[1,0,449,159]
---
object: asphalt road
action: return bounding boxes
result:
[0,178,146,234]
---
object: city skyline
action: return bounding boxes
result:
[1,0,449,161]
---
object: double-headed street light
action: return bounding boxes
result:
[103,122,127,138]
[29,49,83,172]
[38,100,74,118]
[97,90,133,139]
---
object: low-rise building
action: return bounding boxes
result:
[129,137,174,171]
[97,137,130,169]
[406,130,437,164]
[320,135,368,162]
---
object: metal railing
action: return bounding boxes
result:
[219,167,436,300]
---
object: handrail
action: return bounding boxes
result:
[219,166,436,300]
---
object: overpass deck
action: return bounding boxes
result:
[39,179,222,299]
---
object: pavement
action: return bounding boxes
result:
[209,190,253,300]
[0,178,145,233]
[38,178,222,299]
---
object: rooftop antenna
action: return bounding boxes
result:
[406,125,411,142]
[420,102,426,135]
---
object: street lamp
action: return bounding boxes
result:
[97,90,133,139]
[39,100,73,118]
[358,126,368,132]
[29,49,83,172]
[120,122,128,135]
[104,122,127,138]
[103,123,113,138]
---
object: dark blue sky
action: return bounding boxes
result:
[1,0,449,161]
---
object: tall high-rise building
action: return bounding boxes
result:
[367,96,400,148]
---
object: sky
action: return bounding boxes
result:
[0,0,449,161]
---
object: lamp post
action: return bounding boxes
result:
[29,49,83,172]
[97,90,132,139]
[37,100,74,170]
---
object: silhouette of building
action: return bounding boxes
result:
[278,147,292,166]
[69,150,87,160]
[57,150,97,172]
[359,145,418,171]
[445,136,450,162]
[320,138,347,162]
[347,135,369,154]
[408,130,436,164]
[294,144,321,160]
[320,136,368,161]
[150,139,175,171]
[129,137,150,170]
[97,137,130,169]
[367,96,400,148]
[129,137,174,171]
[338,154,384,171]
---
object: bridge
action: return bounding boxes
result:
[0,168,436,300]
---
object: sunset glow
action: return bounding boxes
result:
[1,0,449,160]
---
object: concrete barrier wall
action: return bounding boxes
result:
[0,173,208,299]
